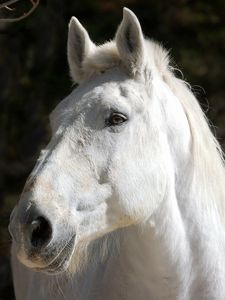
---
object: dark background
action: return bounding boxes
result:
[0,0,225,298]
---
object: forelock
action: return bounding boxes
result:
[82,41,121,77]
[81,39,171,81]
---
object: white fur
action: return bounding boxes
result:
[10,8,225,300]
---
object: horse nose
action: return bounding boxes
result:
[29,216,52,249]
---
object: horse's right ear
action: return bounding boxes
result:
[67,17,95,83]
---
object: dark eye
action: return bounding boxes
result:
[106,112,128,126]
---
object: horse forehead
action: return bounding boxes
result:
[78,81,145,111]
[82,81,134,100]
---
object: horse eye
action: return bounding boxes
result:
[106,113,127,126]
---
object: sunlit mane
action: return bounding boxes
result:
[160,49,225,219]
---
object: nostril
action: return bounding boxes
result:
[30,216,52,249]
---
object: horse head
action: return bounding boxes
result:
[9,8,191,275]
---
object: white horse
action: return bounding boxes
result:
[9,8,225,300]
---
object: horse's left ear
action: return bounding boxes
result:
[115,8,146,77]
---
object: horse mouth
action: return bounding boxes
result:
[35,235,76,274]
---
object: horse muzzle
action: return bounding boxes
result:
[9,203,76,274]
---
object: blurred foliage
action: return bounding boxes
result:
[0,0,225,298]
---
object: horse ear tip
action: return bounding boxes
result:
[123,7,136,19]
[123,7,130,12]
[69,16,80,29]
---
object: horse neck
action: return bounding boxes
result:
[113,153,225,298]
[118,196,192,297]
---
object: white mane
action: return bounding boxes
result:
[164,67,225,215]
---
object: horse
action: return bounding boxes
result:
[9,7,225,300]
